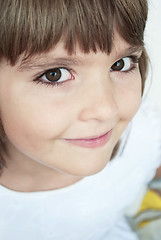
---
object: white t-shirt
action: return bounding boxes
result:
[0,98,161,240]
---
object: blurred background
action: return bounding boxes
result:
[145,0,161,110]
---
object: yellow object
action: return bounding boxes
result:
[138,190,161,228]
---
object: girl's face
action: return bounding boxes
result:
[0,32,142,177]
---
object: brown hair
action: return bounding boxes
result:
[0,0,148,169]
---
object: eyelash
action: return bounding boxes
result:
[110,55,139,74]
[33,67,74,88]
[33,55,140,88]
[125,55,140,71]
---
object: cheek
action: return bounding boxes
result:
[116,72,142,121]
[0,92,72,149]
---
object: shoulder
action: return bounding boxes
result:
[122,97,161,180]
[134,97,161,130]
[121,97,161,156]
[131,97,161,153]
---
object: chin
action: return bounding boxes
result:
[65,154,112,177]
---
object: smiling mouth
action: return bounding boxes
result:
[64,130,112,148]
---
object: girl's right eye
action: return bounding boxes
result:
[37,68,75,85]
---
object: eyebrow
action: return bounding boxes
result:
[18,45,143,71]
[18,57,84,71]
[115,45,143,60]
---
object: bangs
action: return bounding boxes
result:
[0,0,148,64]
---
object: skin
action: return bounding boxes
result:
[0,32,142,192]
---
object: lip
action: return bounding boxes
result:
[64,130,112,148]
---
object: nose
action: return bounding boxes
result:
[78,74,118,122]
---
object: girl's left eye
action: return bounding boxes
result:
[39,68,74,83]
[110,57,136,72]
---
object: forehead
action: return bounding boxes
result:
[18,32,143,71]
[0,0,146,67]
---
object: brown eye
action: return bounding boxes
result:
[41,68,74,83]
[111,57,132,72]
[111,59,124,71]
[45,68,62,82]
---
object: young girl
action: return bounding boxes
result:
[0,0,160,239]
